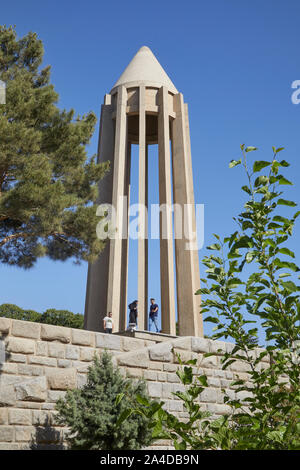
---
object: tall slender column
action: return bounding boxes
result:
[84,94,114,332]
[138,85,148,330]
[158,87,176,335]
[172,93,203,337]
[119,139,131,330]
[107,86,128,331]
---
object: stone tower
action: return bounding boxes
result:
[84,46,203,337]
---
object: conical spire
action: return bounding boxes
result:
[111,46,178,94]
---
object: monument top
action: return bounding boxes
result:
[111,46,178,94]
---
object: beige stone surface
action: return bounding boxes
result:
[40,324,71,343]
[46,368,76,390]
[11,320,40,340]
[6,337,35,354]
[8,409,32,426]
[71,329,94,347]
[15,377,47,402]
[0,318,11,334]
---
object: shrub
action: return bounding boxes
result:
[55,351,153,450]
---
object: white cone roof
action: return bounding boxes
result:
[111,46,178,94]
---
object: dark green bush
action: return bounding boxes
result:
[55,352,153,450]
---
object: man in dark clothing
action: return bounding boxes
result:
[128,300,138,328]
[149,298,159,332]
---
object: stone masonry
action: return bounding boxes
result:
[0,318,268,450]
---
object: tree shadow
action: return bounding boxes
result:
[29,415,65,450]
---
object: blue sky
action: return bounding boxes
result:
[1,0,300,339]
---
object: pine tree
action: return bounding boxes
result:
[0,25,109,268]
[55,352,153,450]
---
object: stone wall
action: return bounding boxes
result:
[0,318,267,450]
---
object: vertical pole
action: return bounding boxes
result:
[107,86,128,332]
[138,85,148,330]
[158,87,176,335]
[84,94,115,332]
[119,139,131,331]
[172,93,203,337]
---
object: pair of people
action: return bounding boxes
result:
[103,299,160,333]
[128,298,160,333]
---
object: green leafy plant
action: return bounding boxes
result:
[55,351,153,450]
[119,146,300,450]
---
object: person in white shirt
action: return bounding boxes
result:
[103,312,114,334]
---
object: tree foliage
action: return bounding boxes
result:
[119,146,300,450]
[0,303,84,328]
[55,352,153,450]
[0,25,109,268]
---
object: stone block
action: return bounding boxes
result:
[11,320,40,339]
[15,426,35,442]
[148,342,173,362]
[0,385,16,406]
[0,443,20,450]
[117,349,149,368]
[47,368,77,390]
[6,337,35,354]
[126,367,143,378]
[36,342,48,356]
[65,345,80,360]
[148,361,163,370]
[206,403,231,416]
[48,391,67,403]
[40,324,71,343]
[17,364,44,376]
[8,353,27,363]
[48,343,65,359]
[200,355,219,369]
[0,409,8,425]
[32,410,51,426]
[0,318,11,335]
[157,372,167,382]
[171,337,192,350]
[163,363,177,372]
[210,340,227,354]
[9,409,32,425]
[71,329,94,347]
[173,348,192,363]
[143,370,157,381]
[230,361,251,373]
[122,336,146,352]
[28,356,57,367]
[199,388,218,403]
[95,333,122,351]
[15,376,47,402]
[15,401,41,409]
[167,373,180,383]
[57,359,71,368]
[191,337,211,353]
[80,347,97,362]
[207,377,221,388]
[0,426,14,442]
[1,363,18,374]
[147,381,162,398]
[169,400,184,412]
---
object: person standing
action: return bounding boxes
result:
[149,298,159,333]
[103,312,114,334]
[128,300,138,329]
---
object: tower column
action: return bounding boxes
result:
[138,85,148,330]
[158,86,176,335]
[107,86,128,331]
[84,94,114,332]
[172,93,202,337]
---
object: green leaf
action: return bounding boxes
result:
[280,281,299,293]
[278,247,295,258]
[115,393,124,406]
[277,199,297,207]
[253,161,271,172]
[245,146,257,152]
[229,159,241,168]
[278,176,293,185]
[207,243,221,251]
